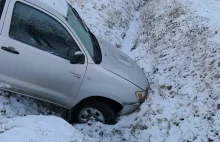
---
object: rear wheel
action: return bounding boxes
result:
[72,100,116,125]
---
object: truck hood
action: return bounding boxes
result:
[98,39,148,90]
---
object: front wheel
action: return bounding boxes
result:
[72,100,116,125]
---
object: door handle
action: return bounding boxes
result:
[69,71,81,79]
[1,46,19,54]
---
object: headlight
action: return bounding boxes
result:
[136,90,147,102]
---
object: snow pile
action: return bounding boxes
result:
[0,90,62,120]
[0,115,96,142]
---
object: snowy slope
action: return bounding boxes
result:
[68,0,146,48]
[38,0,68,17]
[0,0,220,141]
[72,0,220,141]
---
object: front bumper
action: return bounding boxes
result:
[117,87,149,116]
[117,103,141,116]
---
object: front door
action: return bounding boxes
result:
[0,1,87,107]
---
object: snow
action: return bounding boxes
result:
[0,115,95,142]
[67,0,146,48]
[1,0,220,141]
[71,0,220,141]
[37,0,68,17]
[0,82,11,89]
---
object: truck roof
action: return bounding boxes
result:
[24,0,68,18]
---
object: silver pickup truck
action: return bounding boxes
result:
[0,0,149,124]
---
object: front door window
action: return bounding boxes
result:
[10,2,81,60]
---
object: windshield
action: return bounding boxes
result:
[66,5,95,59]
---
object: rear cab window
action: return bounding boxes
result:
[0,0,6,19]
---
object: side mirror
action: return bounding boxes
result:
[70,51,85,64]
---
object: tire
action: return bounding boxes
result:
[71,100,116,125]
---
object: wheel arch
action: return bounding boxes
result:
[72,96,123,113]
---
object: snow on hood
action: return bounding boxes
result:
[37,0,68,17]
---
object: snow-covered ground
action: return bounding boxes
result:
[1,0,220,141]
[71,0,220,141]
[0,115,95,142]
